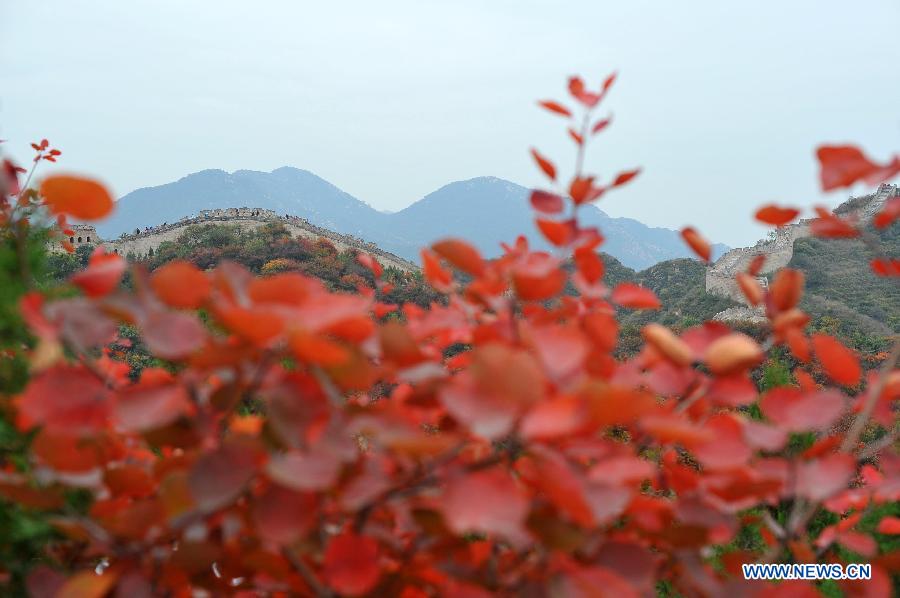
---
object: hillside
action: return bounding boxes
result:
[97,169,729,271]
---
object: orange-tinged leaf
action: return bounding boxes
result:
[56,569,119,598]
[530,148,557,181]
[874,197,900,229]
[612,168,640,187]
[421,249,453,290]
[574,246,604,284]
[538,100,572,118]
[812,334,861,387]
[747,254,766,276]
[536,218,577,247]
[323,532,381,596]
[641,324,693,367]
[755,205,800,226]
[703,333,763,375]
[810,207,859,238]
[432,238,486,277]
[680,227,711,262]
[769,268,804,312]
[289,330,349,366]
[151,260,210,308]
[569,176,595,205]
[511,253,566,301]
[735,273,763,306]
[611,283,660,310]
[40,175,114,220]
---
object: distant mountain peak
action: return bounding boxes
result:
[102,169,728,270]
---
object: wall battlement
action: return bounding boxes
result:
[706,183,898,309]
[53,207,418,273]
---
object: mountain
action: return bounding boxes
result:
[98,168,729,270]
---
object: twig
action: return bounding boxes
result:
[283,547,332,597]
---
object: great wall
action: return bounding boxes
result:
[58,207,418,273]
[706,183,899,322]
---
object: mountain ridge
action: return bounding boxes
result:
[96,167,729,270]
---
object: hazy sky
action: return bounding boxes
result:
[1,1,898,246]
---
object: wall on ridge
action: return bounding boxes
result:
[705,183,898,305]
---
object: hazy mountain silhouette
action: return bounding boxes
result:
[97,168,728,270]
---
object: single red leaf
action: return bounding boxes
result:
[530,148,557,181]
[759,388,844,432]
[611,283,660,310]
[17,365,111,435]
[529,190,564,214]
[816,145,881,191]
[591,116,612,135]
[70,249,126,298]
[611,169,640,187]
[680,226,711,262]
[796,454,856,501]
[441,469,529,544]
[323,532,381,596]
[812,334,861,387]
[536,218,577,247]
[151,260,210,309]
[876,516,900,535]
[537,100,572,118]
[755,205,800,226]
[40,175,114,220]
[432,238,486,277]
[188,441,259,513]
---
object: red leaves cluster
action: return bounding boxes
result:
[2,80,898,597]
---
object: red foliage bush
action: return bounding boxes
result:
[1,76,898,596]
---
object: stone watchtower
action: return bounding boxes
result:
[67,224,99,249]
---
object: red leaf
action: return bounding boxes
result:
[591,116,612,135]
[768,268,804,312]
[755,205,800,226]
[537,100,572,118]
[323,532,381,596]
[810,207,859,238]
[530,148,557,181]
[511,253,566,301]
[252,485,316,545]
[141,310,206,360]
[151,260,210,309]
[115,380,192,432]
[55,570,119,598]
[641,323,693,367]
[569,176,595,205]
[611,283,660,310]
[874,197,900,228]
[612,169,640,187]
[816,145,881,191]
[760,388,844,432]
[266,448,341,491]
[40,175,114,220]
[432,238,486,277]
[529,190,564,214]
[17,365,111,435]
[680,227,711,262]
[568,128,584,146]
[70,249,126,298]
[812,334,861,387]
[736,273,764,306]
[441,469,529,544]
[876,516,900,535]
[421,249,453,290]
[574,246,604,284]
[188,441,259,513]
[536,218,577,247]
[796,454,855,501]
[871,257,900,277]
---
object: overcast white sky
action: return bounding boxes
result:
[1,1,898,246]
